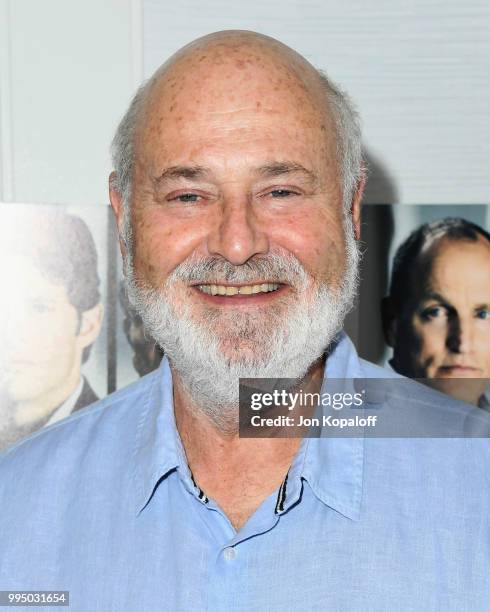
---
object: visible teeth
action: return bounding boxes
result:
[239,285,253,295]
[197,283,280,295]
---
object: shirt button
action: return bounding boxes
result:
[223,547,236,561]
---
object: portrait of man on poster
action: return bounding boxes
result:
[0,209,103,451]
[382,217,490,408]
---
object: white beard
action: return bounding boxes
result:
[124,216,360,432]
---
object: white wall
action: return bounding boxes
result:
[2,1,488,206]
[144,0,490,205]
[0,0,142,205]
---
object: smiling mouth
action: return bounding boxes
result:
[196,282,280,296]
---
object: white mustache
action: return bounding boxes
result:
[168,251,308,287]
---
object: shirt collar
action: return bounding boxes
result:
[276,333,365,521]
[133,332,365,520]
[133,357,189,514]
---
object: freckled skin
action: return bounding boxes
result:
[127,35,352,301]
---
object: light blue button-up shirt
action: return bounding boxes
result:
[0,333,488,611]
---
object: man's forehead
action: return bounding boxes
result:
[430,236,490,269]
[411,237,490,297]
[128,32,343,190]
[155,30,321,89]
[138,33,330,136]
[3,255,66,297]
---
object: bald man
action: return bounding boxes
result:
[382,217,490,408]
[0,32,489,612]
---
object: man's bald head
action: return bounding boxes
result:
[109,31,363,427]
[110,30,363,229]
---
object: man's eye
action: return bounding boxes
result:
[476,309,490,320]
[174,193,200,203]
[421,306,446,320]
[269,189,297,198]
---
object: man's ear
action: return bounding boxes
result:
[109,172,129,257]
[77,303,104,350]
[109,172,124,225]
[350,162,366,240]
[381,296,397,347]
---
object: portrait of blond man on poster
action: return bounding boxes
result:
[0,207,104,451]
[382,217,490,409]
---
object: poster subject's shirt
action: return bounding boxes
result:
[0,333,488,611]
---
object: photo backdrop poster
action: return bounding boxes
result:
[356,204,490,408]
[0,202,110,452]
[357,204,490,365]
[1,202,488,452]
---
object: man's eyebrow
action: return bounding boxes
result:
[256,162,318,182]
[154,166,210,183]
[420,292,452,307]
[153,162,319,184]
[421,292,490,307]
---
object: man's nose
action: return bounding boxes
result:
[446,316,474,354]
[206,196,269,265]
